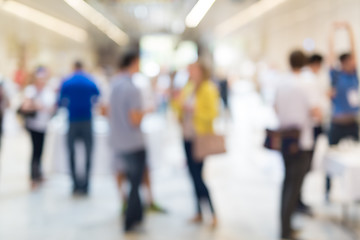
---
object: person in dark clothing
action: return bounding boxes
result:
[219,78,229,110]
[58,61,100,195]
[0,78,9,149]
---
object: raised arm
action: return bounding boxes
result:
[328,23,337,68]
[344,22,357,64]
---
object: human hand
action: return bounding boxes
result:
[311,107,323,122]
[328,89,336,99]
[183,103,194,113]
[333,22,343,29]
[333,21,350,29]
[22,99,36,111]
[145,106,156,114]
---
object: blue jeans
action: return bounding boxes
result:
[67,121,93,192]
[184,140,215,215]
[122,149,146,231]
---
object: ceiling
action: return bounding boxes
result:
[1,0,256,48]
[90,0,256,40]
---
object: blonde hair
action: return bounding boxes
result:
[194,59,211,81]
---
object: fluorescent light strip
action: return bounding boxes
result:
[1,1,87,42]
[186,0,216,28]
[215,0,290,37]
[64,0,129,46]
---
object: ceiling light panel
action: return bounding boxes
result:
[186,0,217,28]
[1,0,88,42]
[64,0,129,46]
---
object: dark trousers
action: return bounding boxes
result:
[122,149,146,231]
[281,151,312,238]
[219,80,229,109]
[297,126,322,207]
[0,116,3,149]
[184,140,215,215]
[326,122,359,194]
[28,129,45,181]
[67,121,93,191]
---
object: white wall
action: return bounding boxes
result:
[218,0,360,71]
[0,11,96,80]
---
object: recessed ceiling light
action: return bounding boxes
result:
[186,0,217,28]
[64,0,129,46]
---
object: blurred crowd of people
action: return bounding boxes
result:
[0,21,358,240]
[273,21,358,240]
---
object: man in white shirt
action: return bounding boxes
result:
[275,50,320,240]
[296,54,329,213]
[303,54,330,136]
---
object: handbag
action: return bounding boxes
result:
[17,106,37,118]
[193,134,226,161]
[17,100,37,119]
[264,128,300,155]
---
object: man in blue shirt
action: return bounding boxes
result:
[59,61,100,195]
[327,22,359,199]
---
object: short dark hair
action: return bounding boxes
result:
[308,54,323,65]
[339,53,351,64]
[289,50,307,69]
[74,61,83,70]
[118,50,140,70]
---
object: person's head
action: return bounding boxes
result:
[308,54,323,74]
[118,50,140,75]
[339,53,356,73]
[289,50,307,72]
[188,60,211,85]
[73,61,83,72]
[33,66,48,89]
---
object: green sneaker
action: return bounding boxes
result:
[122,202,128,216]
[148,203,167,213]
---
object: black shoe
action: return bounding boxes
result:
[78,187,89,196]
[296,204,313,216]
[72,186,80,195]
[124,223,135,233]
[124,222,145,234]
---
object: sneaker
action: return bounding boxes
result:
[296,204,313,216]
[147,203,167,213]
[122,202,128,216]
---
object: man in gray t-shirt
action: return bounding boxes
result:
[109,73,145,153]
[109,51,146,232]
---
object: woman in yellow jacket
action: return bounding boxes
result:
[172,61,219,227]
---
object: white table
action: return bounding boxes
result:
[324,145,360,227]
[325,146,360,203]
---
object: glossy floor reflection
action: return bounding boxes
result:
[0,81,359,240]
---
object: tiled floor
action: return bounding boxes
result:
[0,81,359,240]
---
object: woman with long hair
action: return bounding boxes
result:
[172,61,219,227]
